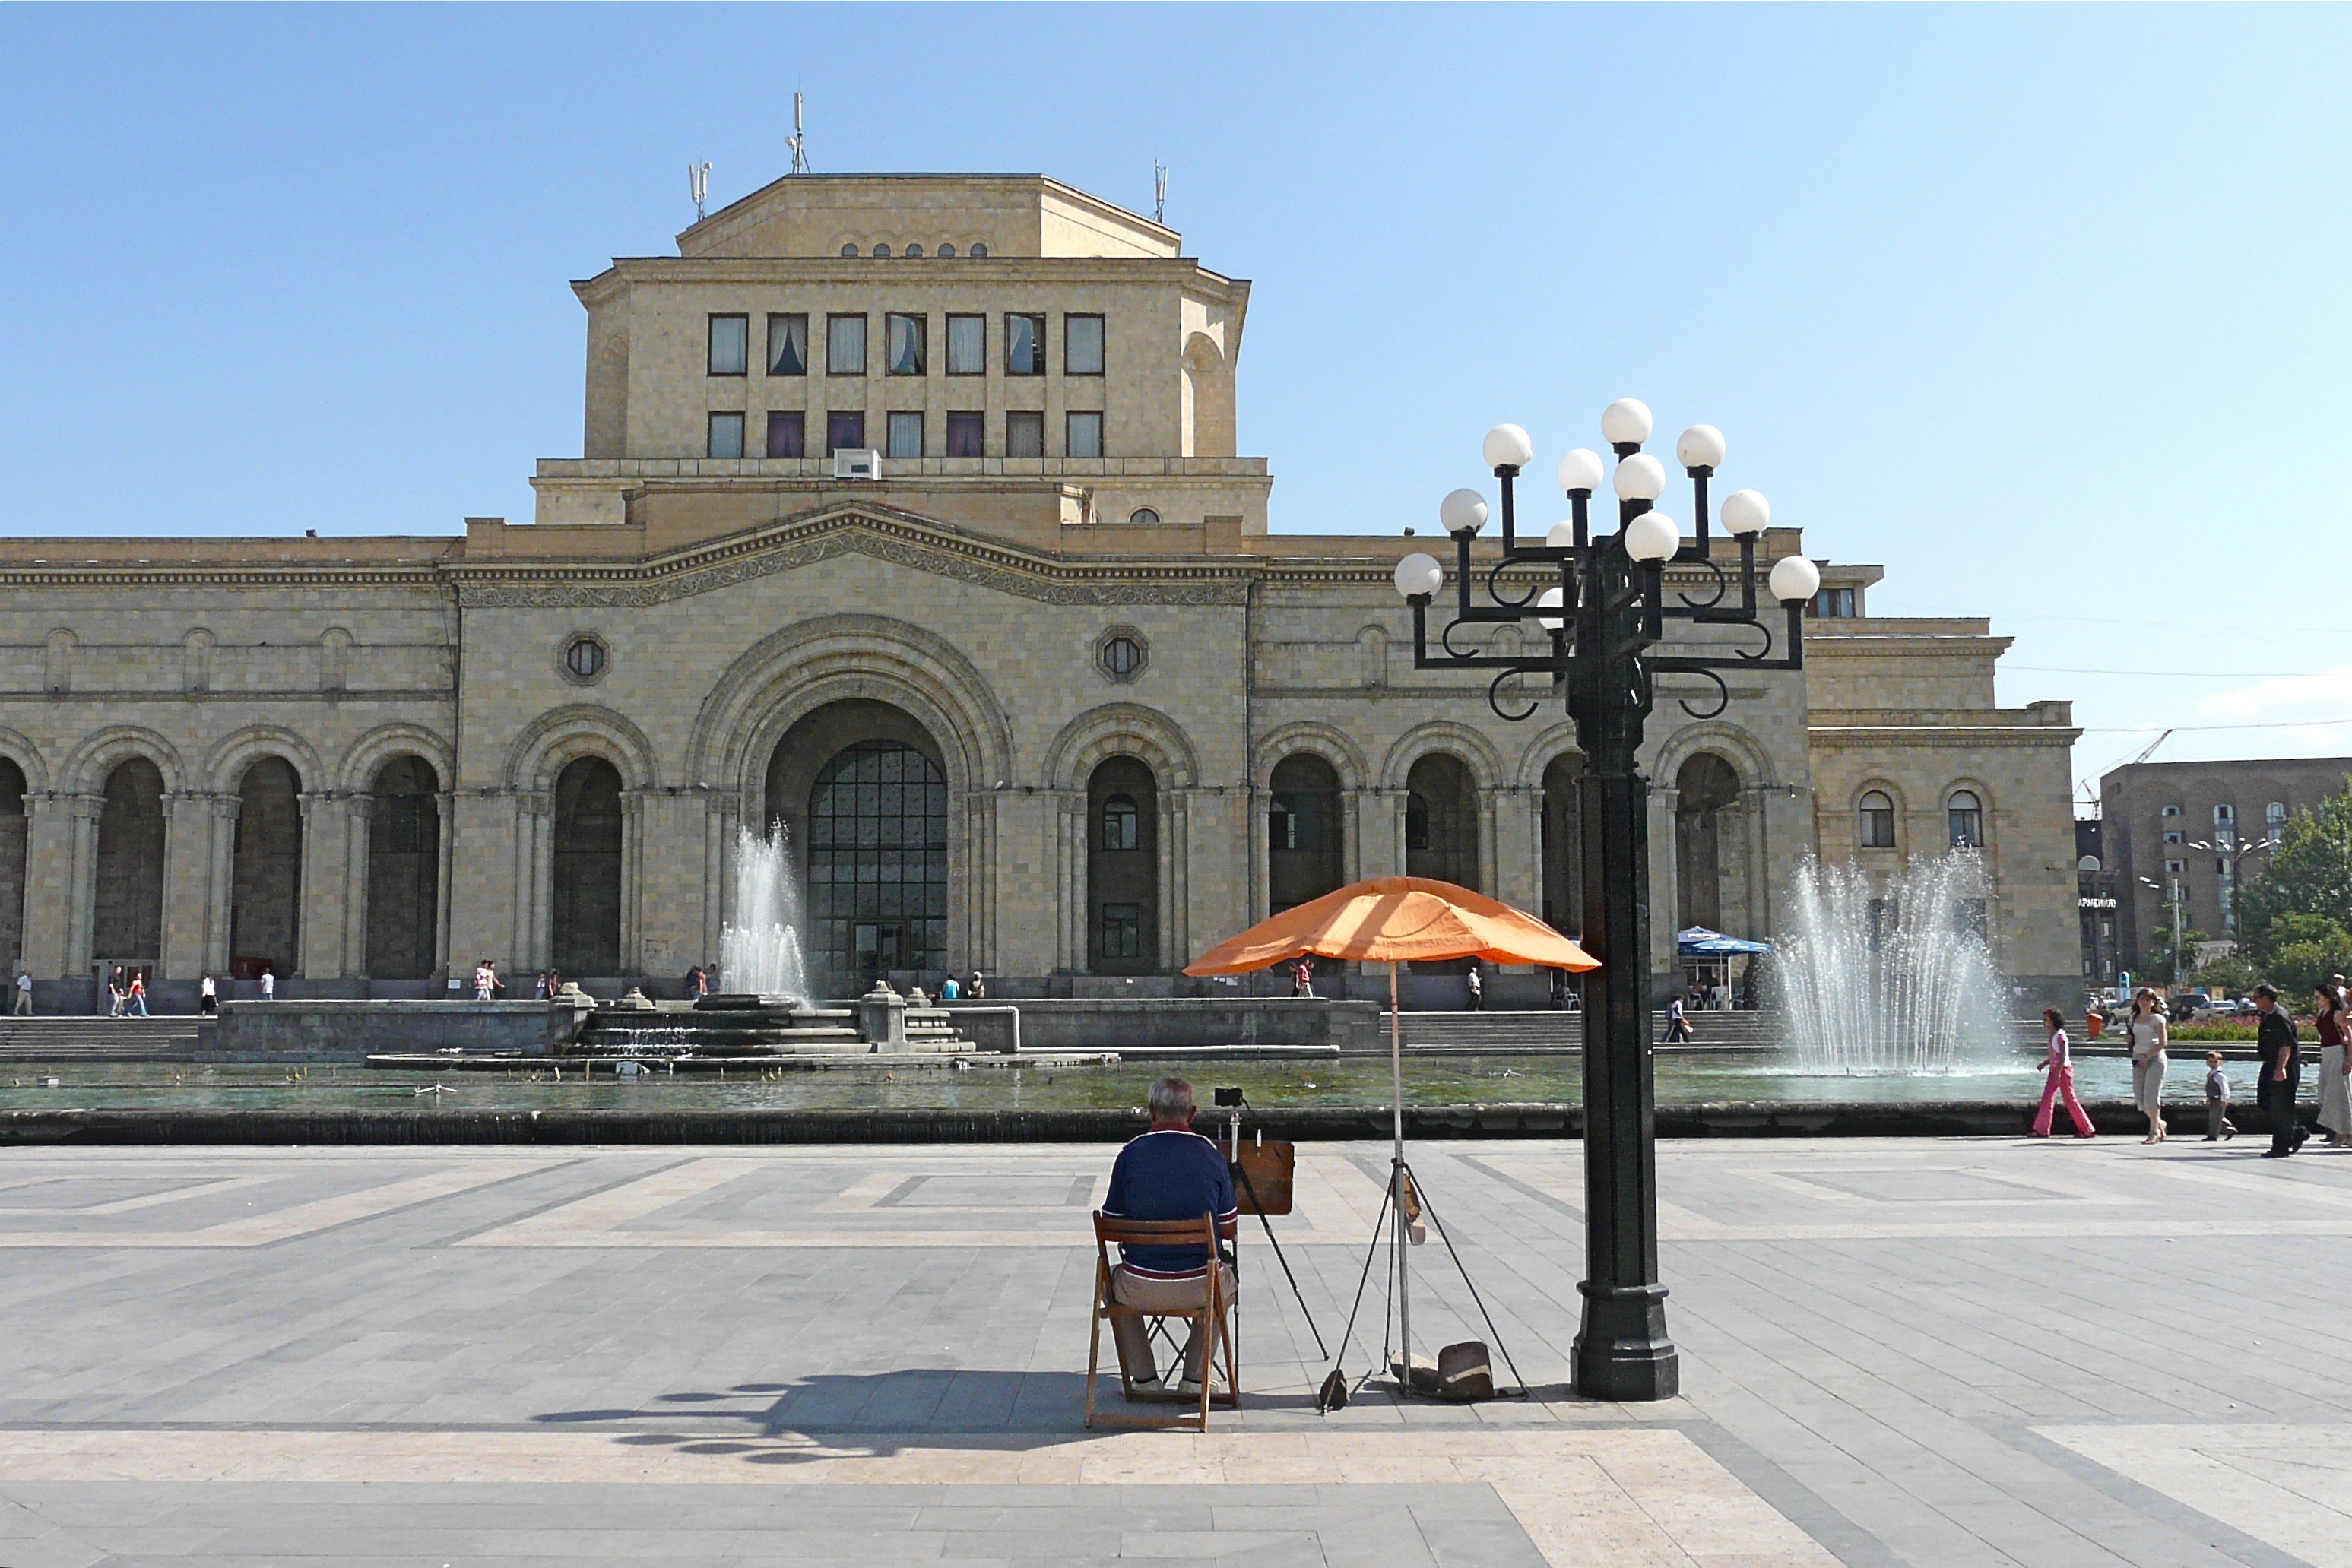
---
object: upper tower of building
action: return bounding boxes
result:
[540,173,1264,551]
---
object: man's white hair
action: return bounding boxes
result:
[1147,1076,1196,1120]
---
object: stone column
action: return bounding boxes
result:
[59,794,101,977]
[1155,791,1177,972]
[528,794,554,971]
[1167,789,1190,969]
[159,791,211,980]
[1355,780,1373,883]
[20,794,80,979]
[1490,785,1539,918]
[1647,785,1680,983]
[341,794,374,980]
[433,792,456,987]
[1060,791,1086,973]
[619,789,645,976]
[292,790,333,981]
[204,795,238,974]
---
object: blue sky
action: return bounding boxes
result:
[2,4,2346,793]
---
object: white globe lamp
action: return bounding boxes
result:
[1556,448,1605,495]
[1393,553,1444,599]
[1600,398,1653,447]
[1624,511,1678,563]
[1482,424,1536,472]
[1675,425,1726,472]
[1613,452,1666,502]
[1720,489,1770,537]
[1768,555,1822,603]
[1438,488,1489,535]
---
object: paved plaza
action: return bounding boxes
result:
[0,1135,2347,1566]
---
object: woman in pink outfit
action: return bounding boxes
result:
[2032,1006,2097,1138]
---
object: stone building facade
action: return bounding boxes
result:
[0,172,2081,1009]
[2100,755,2352,965]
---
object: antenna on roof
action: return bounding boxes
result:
[688,161,712,222]
[788,91,812,175]
[1152,160,1168,225]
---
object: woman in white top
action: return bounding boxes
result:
[2032,1006,2097,1138]
[2127,987,2170,1144]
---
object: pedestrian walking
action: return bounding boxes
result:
[125,972,148,1017]
[2316,984,2352,1146]
[2254,984,2306,1158]
[2031,1006,2097,1138]
[534,971,551,1000]
[12,971,30,1017]
[106,965,125,1018]
[2127,987,2170,1143]
[1292,956,1314,998]
[474,961,494,1002]
[688,964,710,1000]
[258,966,274,1002]
[488,962,505,999]
[198,972,217,1016]
[1465,965,1482,1010]
[2204,1050,2236,1141]
[1663,994,1693,1044]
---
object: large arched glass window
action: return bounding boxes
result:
[1859,790,1896,849]
[1948,790,1983,849]
[808,741,947,990]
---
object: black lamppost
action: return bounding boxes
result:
[1391,399,1819,1401]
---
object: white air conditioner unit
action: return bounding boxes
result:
[832,448,883,480]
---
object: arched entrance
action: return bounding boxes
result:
[230,758,303,982]
[1405,752,1478,890]
[551,756,623,975]
[94,758,166,974]
[366,756,439,980]
[1540,752,1583,936]
[1269,754,1343,914]
[1088,756,1157,973]
[0,759,27,974]
[767,700,949,995]
[1674,752,1747,933]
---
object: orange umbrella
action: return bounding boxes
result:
[1184,876,1597,975]
[1185,877,1595,1389]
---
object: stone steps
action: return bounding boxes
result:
[0,1017,209,1060]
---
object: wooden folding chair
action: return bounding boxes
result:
[1084,1212,1240,1430]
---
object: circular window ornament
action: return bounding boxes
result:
[559,634,609,685]
[1095,628,1147,684]
[1127,507,1162,527]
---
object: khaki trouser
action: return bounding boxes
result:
[1110,1262,1236,1386]
[12,990,28,1015]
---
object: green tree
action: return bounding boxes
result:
[2239,780,2352,968]
[2254,912,2352,999]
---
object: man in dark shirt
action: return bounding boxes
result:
[2255,985,2307,1158]
[1102,1076,1238,1395]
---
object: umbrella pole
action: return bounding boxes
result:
[1391,958,1411,1394]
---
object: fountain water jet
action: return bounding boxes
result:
[1772,851,2007,1073]
[719,821,810,1006]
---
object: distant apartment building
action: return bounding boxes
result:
[2100,757,2352,966]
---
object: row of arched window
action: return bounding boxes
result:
[1857,787,1984,851]
[0,752,445,983]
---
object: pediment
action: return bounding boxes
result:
[450,504,1251,610]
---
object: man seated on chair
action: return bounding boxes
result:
[1102,1075,1238,1398]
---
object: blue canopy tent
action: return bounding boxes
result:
[1675,927,1771,1009]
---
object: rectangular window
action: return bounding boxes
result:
[826,313,867,375]
[1100,903,1141,958]
[2165,858,2186,876]
[764,409,805,458]
[707,314,748,376]
[1005,410,1044,458]
[826,410,867,455]
[1064,313,1105,375]
[946,411,985,458]
[886,411,924,459]
[946,313,985,375]
[1859,805,1895,849]
[766,313,808,376]
[706,410,744,458]
[2162,831,2183,844]
[886,312,926,376]
[1066,410,1103,458]
[1809,586,1856,618]
[1005,312,1045,376]
[1956,898,1989,940]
